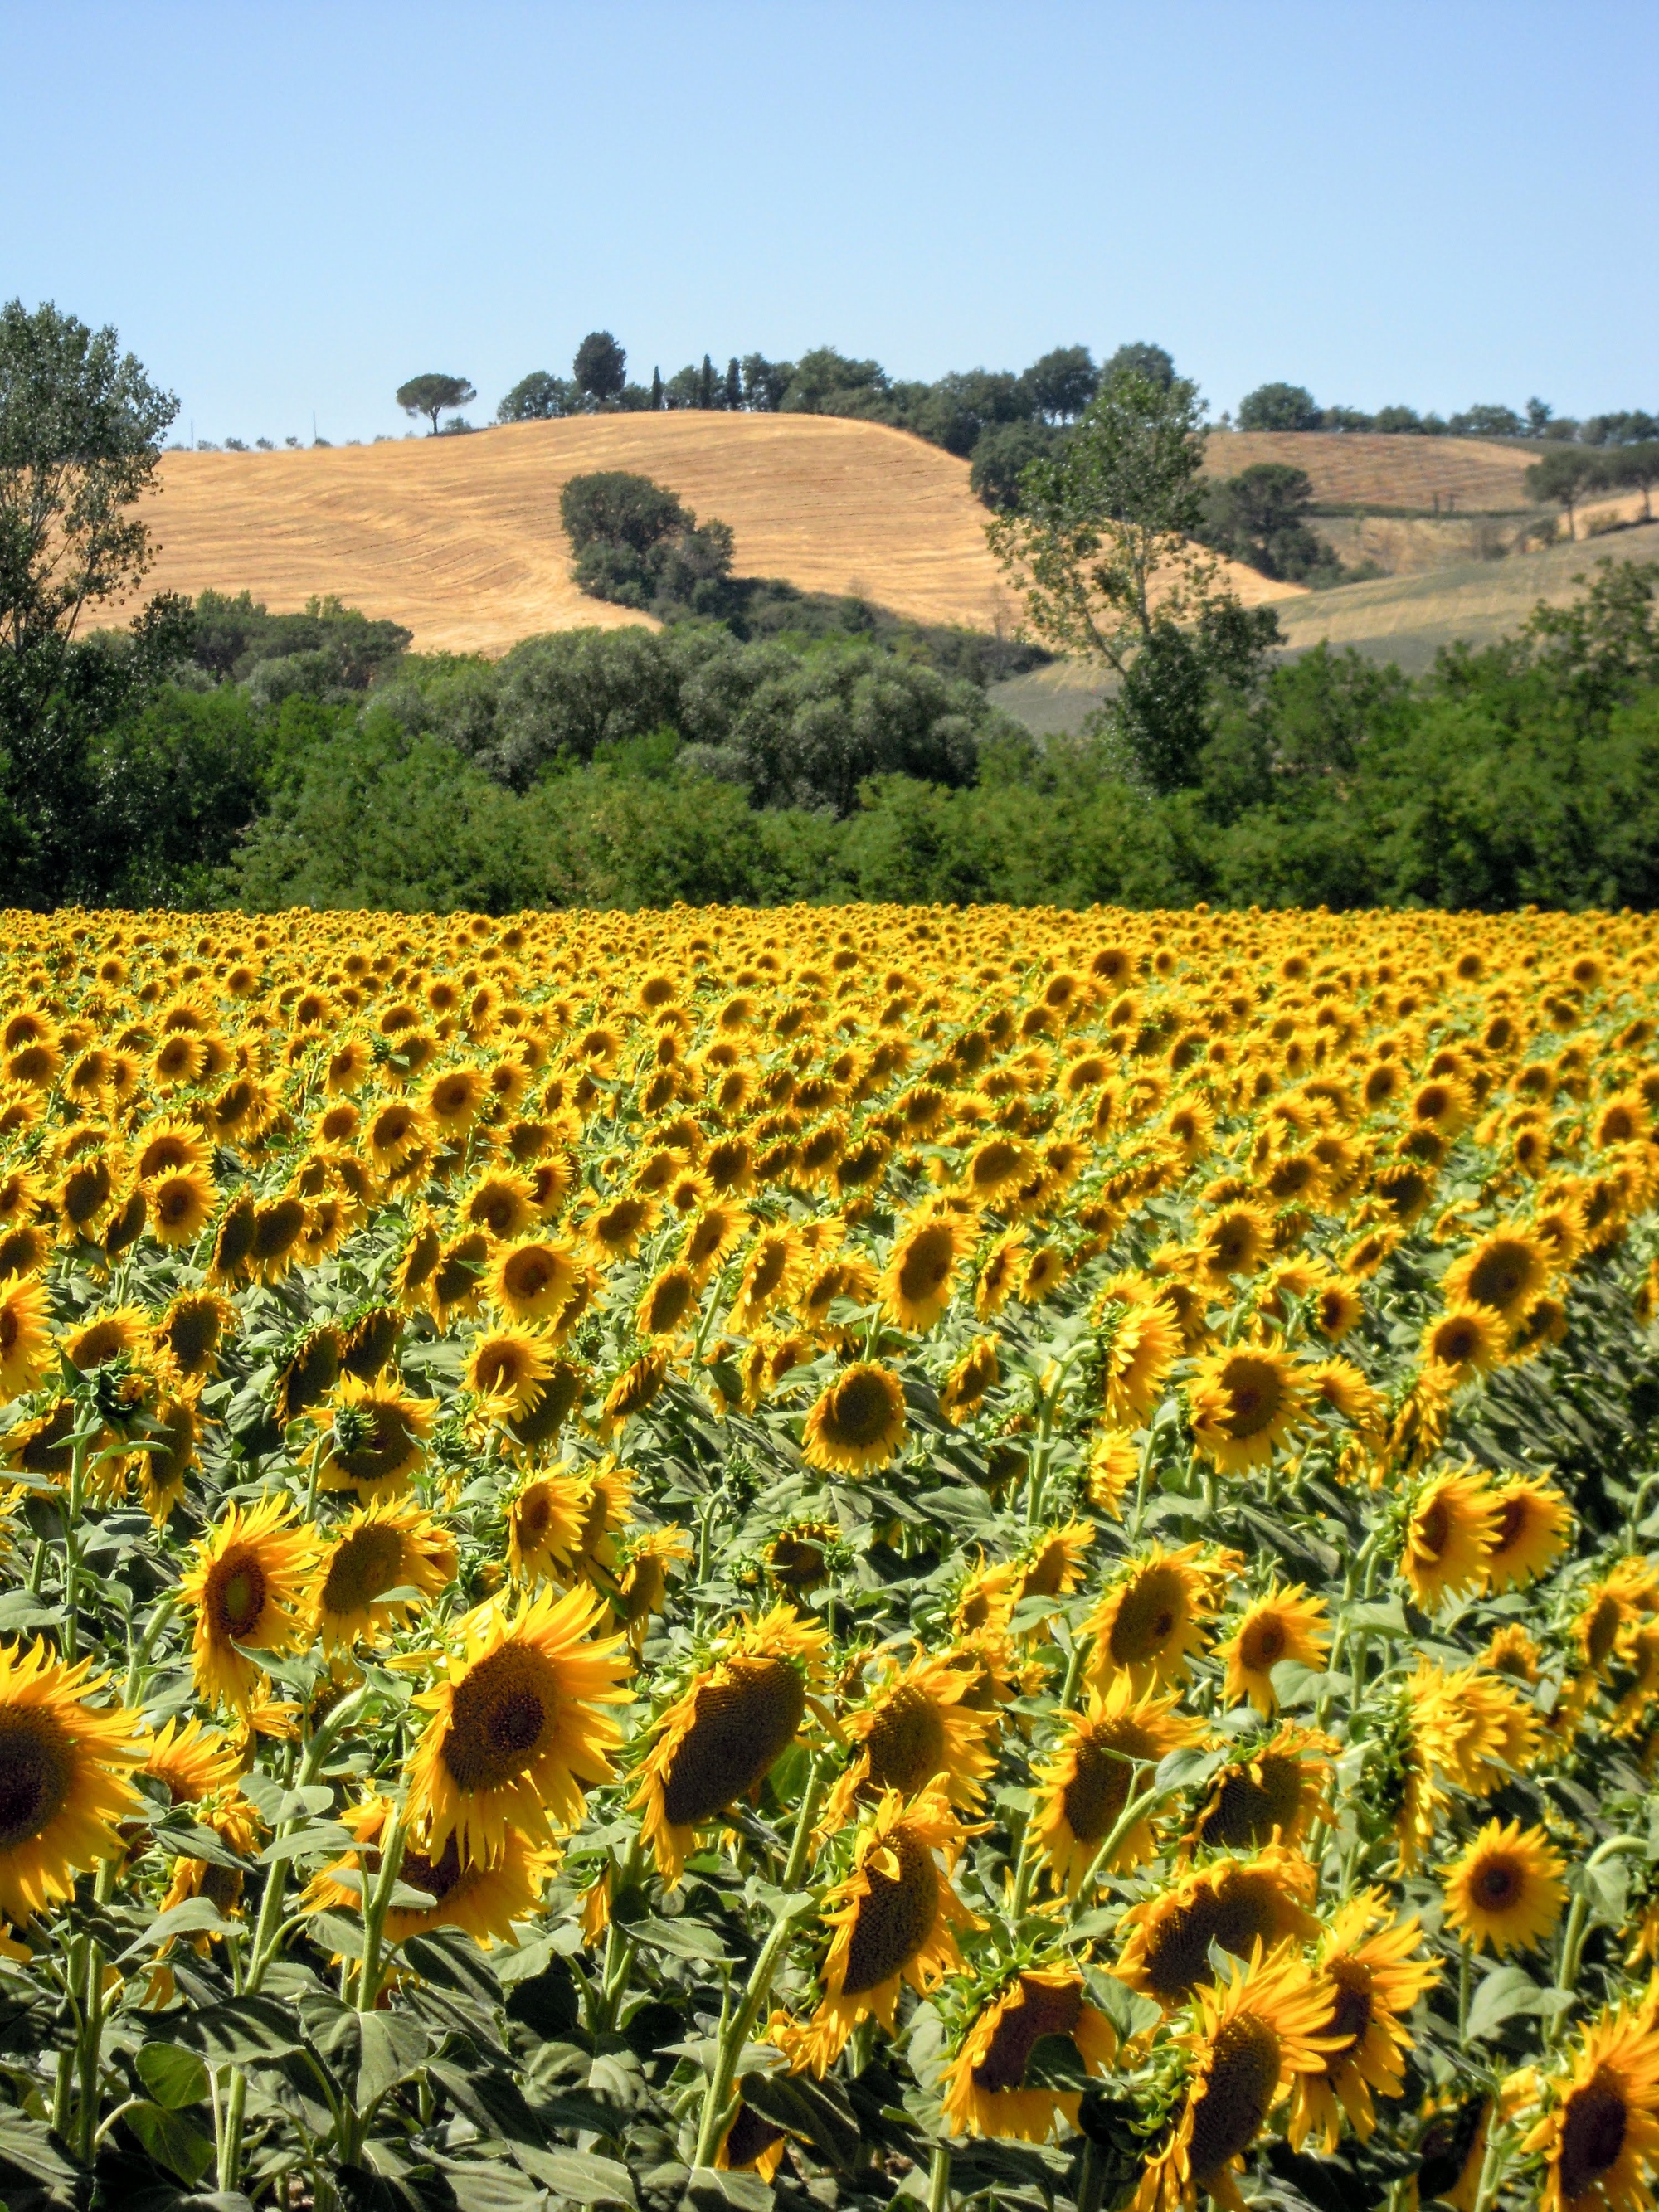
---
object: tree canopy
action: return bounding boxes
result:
[572,331,627,404]
[396,373,475,434]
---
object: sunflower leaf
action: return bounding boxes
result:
[1465,1964,1569,2039]
[117,1897,237,1961]
[124,2101,216,2187]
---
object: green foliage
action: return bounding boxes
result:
[1198,463,1344,584]
[572,330,627,403]
[394,373,475,434]
[1236,380,1322,431]
[495,371,576,422]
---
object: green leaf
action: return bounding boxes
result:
[125,2102,216,2187]
[255,1821,357,1866]
[1154,1745,1226,1794]
[627,1914,736,1964]
[136,2043,210,2111]
[1021,2032,1093,2092]
[434,2158,547,2212]
[168,1994,306,2067]
[513,2148,635,2208]
[1345,1601,1408,1636]
[118,1896,236,1960]
[1082,1967,1160,2042]
[739,2069,862,2173]
[0,2112,80,2202]
[685,2170,771,2212]
[1466,1964,1570,2040]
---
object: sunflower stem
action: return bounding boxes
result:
[216,2069,247,2192]
[303,1430,328,1524]
[61,1433,87,1664]
[781,1755,826,1892]
[1059,1635,1091,1712]
[1457,1940,1472,2049]
[926,2139,952,2212]
[75,1932,105,2164]
[595,1835,645,2036]
[1129,1429,1155,1540]
[693,1892,815,2169]
[358,1807,406,2015]
[1077,2137,1107,2212]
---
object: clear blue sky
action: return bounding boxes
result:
[3,0,1653,446]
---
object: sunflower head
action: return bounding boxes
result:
[802,1363,907,1475]
[1441,1816,1567,1957]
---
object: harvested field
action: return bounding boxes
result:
[1204,428,1541,513]
[100,412,1292,654]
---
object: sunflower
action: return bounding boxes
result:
[0,1639,146,1921]
[145,1165,217,1247]
[728,1226,802,1334]
[821,1650,998,1828]
[1312,1276,1365,1342]
[310,1499,456,1650]
[1190,1728,1332,1855]
[881,1213,965,1333]
[404,1582,631,1865]
[634,1604,829,1881]
[617,1525,695,1645]
[1421,1304,1506,1385]
[1188,1343,1309,1474]
[1115,1845,1321,2010]
[505,1467,587,1583]
[314,1377,437,1502]
[486,1237,579,1324]
[1485,1474,1572,1592]
[1086,1544,1226,1696]
[142,1714,243,1810]
[152,1290,236,1391]
[1136,1942,1339,2212]
[1100,1298,1183,1426]
[1217,1584,1331,1716]
[1087,1427,1141,1515]
[178,1493,321,1712]
[1283,1894,1440,2155]
[1033,1675,1206,1891]
[1401,1466,1498,1611]
[599,1348,669,1434]
[1441,1816,1567,1957]
[941,1966,1118,2141]
[465,1326,555,1416]
[938,1334,999,1423]
[636,1264,701,1340]
[776,1787,978,2076]
[1443,1229,1553,1319]
[1301,1357,1384,1438]
[0,1273,51,1403]
[1193,1203,1272,1287]
[305,1792,555,1947]
[801,1363,907,1475]
[1522,2001,1659,2212]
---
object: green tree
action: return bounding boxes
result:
[573,331,627,405]
[1526,446,1605,540]
[1199,463,1339,583]
[396,372,476,434]
[1607,442,1659,523]
[497,372,573,422]
[989,367,1277,791]
[1,298,177,652]
[1237,381,1321,431]
[1019,344,1098,421]
[1102,342,1173,391]
[968,421,1060,512]
[724,357,741,410]
[650,367,664,411]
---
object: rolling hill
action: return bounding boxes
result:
[103,412,1298,655]
[1201,428,1540,513]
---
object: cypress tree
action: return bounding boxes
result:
[698,355,715,409]
[724,357,742,411]
[650,366,664,411]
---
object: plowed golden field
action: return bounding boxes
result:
[106,413,1299,654]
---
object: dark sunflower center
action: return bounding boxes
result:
[1588,1597,1623,1670]
[322,1525,406,1616]
[843,1827,939,1995]
[1418,1499,1450,1556]
[660,1657,805,1827]
[1558,2074,1628,2200]
[1109,1568,1186,1667]
[724,2106,787,2170]
[441,1646,558,1791]
[1198,1757,1302,1851]
[898,1229,954,1302]
[825,1371,897,1449]
[506,1252,554,1300]
[214,1550,268,1641]
[399,1834,464,1904]
[1468,1247,1529,1310]
[517,1490,552,1544]
[1491,1498,1525,1553]
[1186,2015,1282,2177]
[972,1977,1083,2093]
[1063,1721,1151,1844]
[1243,1618,1286,1670]
[1327,1961,1374,2054]
[1222,1361,1281,1437]
[1473,1857,1520,1910]
[199,1862,244,1913]
[864,1685,947,1796]
[0,1714,71,1849]
[1141,1874,1286,2005]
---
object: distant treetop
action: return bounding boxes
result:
[573,332,627,404]
[396,373,476,435]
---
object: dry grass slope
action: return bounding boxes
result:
[105,413,1294,655]
[1203,430,1540,513]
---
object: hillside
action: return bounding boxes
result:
[108,413,1292,654]
[1202,428,1540,513]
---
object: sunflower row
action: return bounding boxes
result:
[0,902,1654,2212]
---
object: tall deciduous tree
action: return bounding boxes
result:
[1527,446,1605,540]
[397,373,476,434]
[0,298,178,652]
[988,366,1277,790]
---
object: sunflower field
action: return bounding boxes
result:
[0,902,1657,2212]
